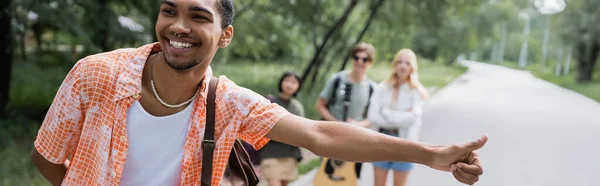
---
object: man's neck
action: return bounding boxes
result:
[349,69,366,83]
[145,53,209,105]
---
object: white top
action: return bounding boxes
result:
[120,100,193,186]
[367,82,425,141]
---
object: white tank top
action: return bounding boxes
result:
[120,100,193,186]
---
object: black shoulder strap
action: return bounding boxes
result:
[326,74,341,108]
[201,76,219,186]
[369,82,374,97]
[363,81,375,118]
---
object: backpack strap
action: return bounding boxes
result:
[369,82,374,97]
[326,74,342,108]
[363,81,375,118]
[201,76,219,186]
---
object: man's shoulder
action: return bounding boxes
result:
[215,76,272,114]
[79,43,156,69]
[215,75,238,92]
[332,71,345,76]
[74,48,134,74]
[73,45,150,99]
[86,48,137,59]
[327,71,346,81]
[215,75,249,99]
[218,76,261,98]
[335,70,350,78]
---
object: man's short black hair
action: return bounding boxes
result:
[278,71,303,97]
[216,0,234,28]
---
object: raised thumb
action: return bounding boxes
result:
[462,134,489,151]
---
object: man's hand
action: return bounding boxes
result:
[428,134,488,185]
[452,158,483,185]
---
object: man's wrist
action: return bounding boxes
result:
[419,143,440,167]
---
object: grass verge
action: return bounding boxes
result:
[500,61,600,102]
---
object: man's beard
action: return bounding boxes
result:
[163,55,200,70]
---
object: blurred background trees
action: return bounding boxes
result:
[1,0,598,119]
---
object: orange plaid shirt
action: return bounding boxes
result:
[34,43,289,186]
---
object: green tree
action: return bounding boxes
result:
[558,0,600,83]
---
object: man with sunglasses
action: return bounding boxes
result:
[317,42,376,128]
[315,42,377,182]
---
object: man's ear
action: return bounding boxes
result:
[219,25,234,48]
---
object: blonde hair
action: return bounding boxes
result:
[387,49,429,99]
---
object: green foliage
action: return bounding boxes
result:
[11,0,562,81]
[12,0,151,55]
[9,58,68,119]
[0,116,48,185]
[555,0,600,83]
[10,0,595,74]
[557,0,600,44]
[0,143,49,186]
[230,0,353,62]
[369,58,468,89]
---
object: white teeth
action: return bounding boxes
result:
[169,40,193,48]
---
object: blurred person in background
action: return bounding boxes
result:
[259,71,305,186]
[368,49,429,186]
[315,42,378,181]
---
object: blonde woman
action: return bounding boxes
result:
[367,49,428,186]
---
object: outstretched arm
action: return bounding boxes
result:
[267,114,433,163]
[265,114,488,185]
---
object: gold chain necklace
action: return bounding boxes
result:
[150,62,198,108]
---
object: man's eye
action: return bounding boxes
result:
[192,14,208,20]
[162,9,176,16]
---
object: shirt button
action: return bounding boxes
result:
[111,171,117,178]
[132,93,140,99]
[120,136,127,142]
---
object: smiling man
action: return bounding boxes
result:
[31,0,488,186]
